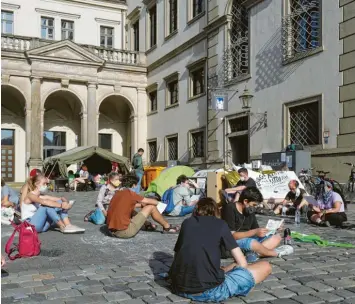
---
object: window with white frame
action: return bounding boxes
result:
[224,0,249,82]
[100,26,114,48]
[148,5,157,48]
[132,20,139,51]
[148,140,157,162]
[1,11,13,34]
[168,0,178,34]
[287,98,321,146]
[190,129,205,158]
[166,135,178,160]
[61,20,74,40]
[192,0,204,18]
[41,17,54,39]
[189,64,205,97]
[149,90,158,112]
[282,0,321,62]
[165,73,179,107]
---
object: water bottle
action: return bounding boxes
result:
[295,209,301,225]
[282,206,287,217]
[283,228,292,245]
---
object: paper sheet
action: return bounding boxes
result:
[157,202,167,214]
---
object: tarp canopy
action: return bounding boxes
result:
[146,166,195,196]
[43,146,130,177]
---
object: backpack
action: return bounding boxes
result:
[5,221,41,260]
[161,187,176,215]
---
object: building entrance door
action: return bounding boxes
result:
[229,134,249,165]
[1,129,15,182]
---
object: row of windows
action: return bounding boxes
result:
[1,10,115,49]
[147,129,205,163]
[147,62,205,113]
[131,0,204,51]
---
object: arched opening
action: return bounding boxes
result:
[1,85,27,182]
[98,95,133,157]
[43,90,83,161]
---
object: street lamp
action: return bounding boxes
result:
[239,88,254,110]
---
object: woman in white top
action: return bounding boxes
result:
[307,181,347,227]
[22,174,84,233]
[72,165,89,191]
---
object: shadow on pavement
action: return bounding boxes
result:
[149,251,173,289]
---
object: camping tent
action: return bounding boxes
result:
[43,146,130,177]
[146,166,195,196]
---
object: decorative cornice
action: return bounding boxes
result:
[1,2,20,10]
[147,15,228,73]
[163,71,179,82]
[127,6,141,21]
[95,18,120,25]
[146,82,158,92]
[242,0,265,9]
[186,56,207,69]
[35,8,81,19]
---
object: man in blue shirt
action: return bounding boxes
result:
[1,179,19,208]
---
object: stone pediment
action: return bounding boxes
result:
[26,40,104,66]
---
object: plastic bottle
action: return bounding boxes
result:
[295,209,301,225]
[283,228,292,245]
[282,206,287,217]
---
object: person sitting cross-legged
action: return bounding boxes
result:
[221,187,293,262]
[169,197,272,303]
[106,175,180,238]
[307,181,347,227]
[167,175,201,217]
[273,180,308,215]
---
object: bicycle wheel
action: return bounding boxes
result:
[304,181,315,196]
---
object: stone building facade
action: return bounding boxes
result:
[1,0,147,182]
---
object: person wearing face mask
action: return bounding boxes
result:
[221,187,294,261]
[307,181,347,227]
[84,172,121,224]
[168,175,201,217]
[21,174,85,233]
[273,180,307,215]
[223,168,257,204]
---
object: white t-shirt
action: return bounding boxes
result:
[332,192,345,212]
[80,170,89,179]
[21,202,37,220]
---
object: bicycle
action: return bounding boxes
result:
[344,162,355,192]
[298,168,316,195]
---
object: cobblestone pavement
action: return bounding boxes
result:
[2,191,355,304]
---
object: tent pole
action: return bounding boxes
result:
[47,160,58,178]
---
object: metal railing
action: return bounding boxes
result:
[1,34,146,66]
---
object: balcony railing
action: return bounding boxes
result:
[1,34,146,66]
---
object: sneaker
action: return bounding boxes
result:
[61,225,85,234]
[245,251,260,263]
[69,200,76,206]
[275,245,294,258]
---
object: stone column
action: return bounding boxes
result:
[80,112,88,146]
[87,82,98,146]
[130,114,138,156]
[25,108,31,176]
[28,77,43,170]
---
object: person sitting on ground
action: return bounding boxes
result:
[167,175,201,217]
[307,181,347,227]
[221,187,293,262]
[84,172,121,224]
[106,175,180,238]
[72,165,89,191]
[274,180,307,215]
[169,197,272,303]
[223,168,257,203]
[1,179,19,208]
[21,174,85,233]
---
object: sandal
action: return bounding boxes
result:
[142,221,157,232]
[84,210,94,222]
[162,225,180,234]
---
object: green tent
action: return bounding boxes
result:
[146,165,195,196]
[43,146,130,177]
